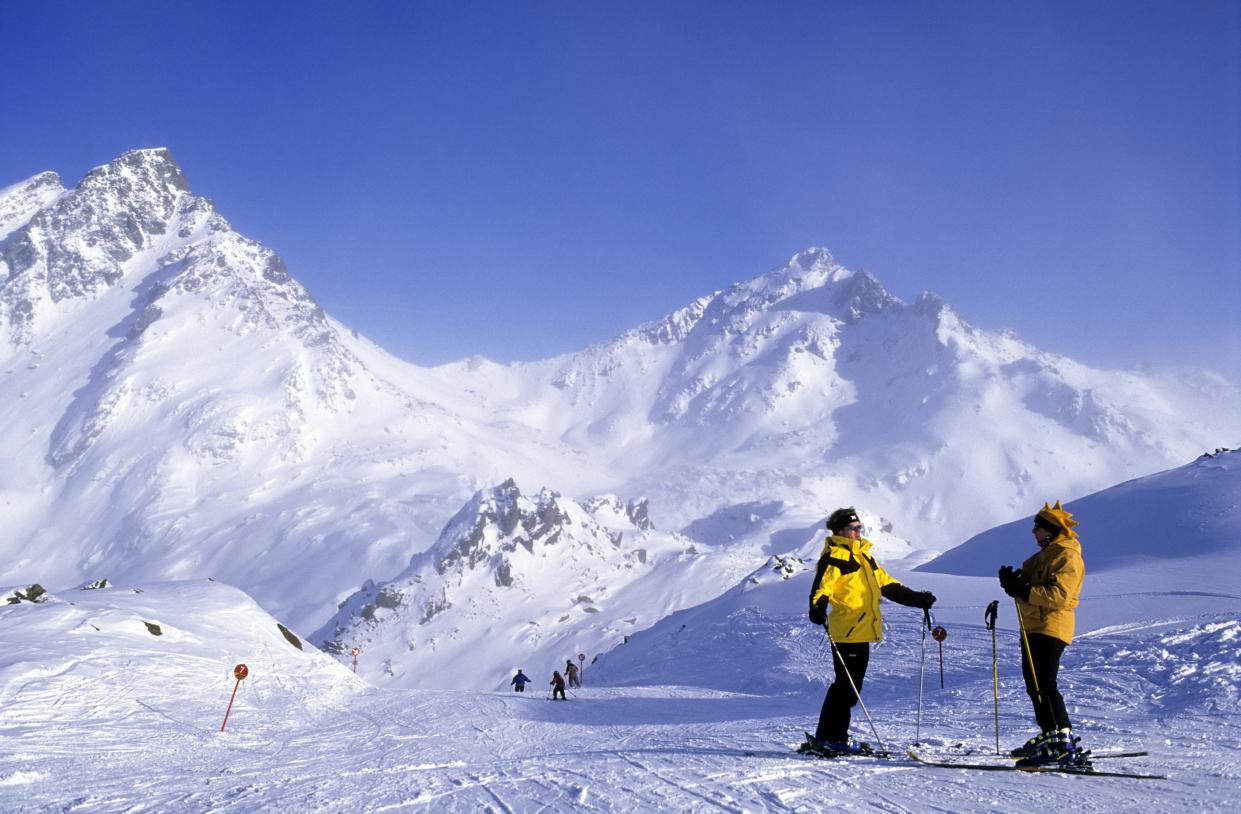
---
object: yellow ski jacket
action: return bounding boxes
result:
[809,535,900,643]
[1018,533,1085,644]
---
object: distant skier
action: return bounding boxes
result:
[999,501,1086,767]
[550,670,567,700]
[565,660,581,689]
[510,669,531,693]
[803,507,936,757]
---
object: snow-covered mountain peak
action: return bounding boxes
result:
[313,478,705,688]
[788,246,838,272]
[77,147,191,197]
[0,147,203,346]
[429,478,631,581]
[0,171,64,241]
[622,248,864,352]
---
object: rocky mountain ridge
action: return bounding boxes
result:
[315,479,707,688]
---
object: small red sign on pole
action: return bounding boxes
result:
[351,647,360,674]
[220,663,249,732]
[578,652,586,686]
[932,626,948,688]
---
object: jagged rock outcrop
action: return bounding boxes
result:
[314,480,696,688]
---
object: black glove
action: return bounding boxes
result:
[880,583,935,609]
[808,596,828,626]
[998,565,1031,601]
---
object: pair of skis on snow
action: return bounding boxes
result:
[903,748,1164,780]
[790,734,1164,779]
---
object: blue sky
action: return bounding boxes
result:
[2,1,1238,376]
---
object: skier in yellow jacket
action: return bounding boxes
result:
[803,507,936,756]
[999,500,1086,767]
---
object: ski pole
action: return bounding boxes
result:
[985,600,1000,755]
[1014,597,1061,730]
[826,630,886,754]
[916,607,930,744]
[1014,598,1039,697]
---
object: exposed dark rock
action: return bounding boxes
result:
[5,584,46,604]
[276,623,303,650]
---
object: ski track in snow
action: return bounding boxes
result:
[3,614,1239,813]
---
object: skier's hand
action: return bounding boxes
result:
[808,596,828,626]
[999,566,1031,600]
[913,591,936,609]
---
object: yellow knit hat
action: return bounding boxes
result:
[1034,501,1078,537]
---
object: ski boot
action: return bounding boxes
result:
[825,738,876,756]
[798,733,874,758]
[1015,728,1091,769]
[798,733,837,757]
[1009,730,1053,758]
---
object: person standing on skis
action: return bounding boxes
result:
[565,660,581,689]
[550,670,567,700]
[510,669,531,692]
[803,507,936,756]
[999,500,1086,767]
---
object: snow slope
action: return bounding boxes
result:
[0,578,359,746]
[2,544,1238,811]
[917,447,1241,576]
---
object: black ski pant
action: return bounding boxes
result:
[552,686,566,700]
[815,641,870,743]
[1021,632,1071,732]
[514,685,524,692]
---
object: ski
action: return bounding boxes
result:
[920,749,1148,761]
[907,750,1165,780]
[793,747,894,760]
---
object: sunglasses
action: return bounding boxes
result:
[843,524,863,532]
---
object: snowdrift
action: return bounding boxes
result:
[0,579,359,735]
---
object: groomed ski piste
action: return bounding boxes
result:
[2,546,1238,812]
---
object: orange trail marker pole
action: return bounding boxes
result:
[351,647,360,674]
[220,663,249,732]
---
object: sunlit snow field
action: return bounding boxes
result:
[2,561,1238,813]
